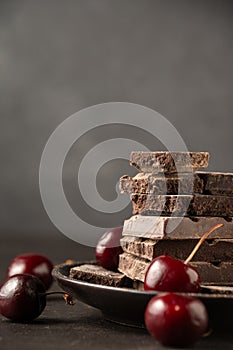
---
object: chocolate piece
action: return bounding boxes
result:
[120,171,233,196]
[120,173,203,195]
[118,253,233,285]
[130,152,209,173]
[118,253,148,282]
[198,172,233,196]
[120,236,233,262]
[190,261,233,285]
[122,215,233,240]
[69,264,130,287]
[120,174,151,194]
[131,194,233,217]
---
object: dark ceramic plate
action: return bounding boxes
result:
[52,262,233,329]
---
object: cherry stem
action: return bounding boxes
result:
[184,223,224,265]
[39,291,75,305]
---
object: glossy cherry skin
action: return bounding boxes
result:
[145,293,208,347]
[95,227,123,271]
[144,255,200,293]
[7,254,53,290]
[0,274,46,322]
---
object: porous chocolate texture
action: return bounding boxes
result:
[118,253,233,285]
[69,264,131,287]
[120,236,233,262]
[118,253,148,282]
[120,173,203,195]
[130,151,209,173]
[122,215,233,240]
[131,194,233,217]
[120,172,233,196]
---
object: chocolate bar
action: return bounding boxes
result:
[118,253,148,282]
[120,172,233,196]
[190,261,233,285]
[120,173,203,195]
[118,253,233,285]
[69,264,131,287]
[198,172,233,196]
[131,194,233,217]
[130,151,209,173]
[120,236,233,262]
[122,215,232,240]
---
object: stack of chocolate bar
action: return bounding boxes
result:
[118,151,233,288]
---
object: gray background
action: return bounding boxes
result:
[1,0,233,238]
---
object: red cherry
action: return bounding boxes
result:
[95,227,123,271]
[144,255,200,293]
[0,274,46,322]
[145,293,208,347]
[144,224,224,293]
[7,254,53,290]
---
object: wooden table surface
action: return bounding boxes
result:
[0,231,232,350]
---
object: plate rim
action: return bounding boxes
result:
[52,261,233,300]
